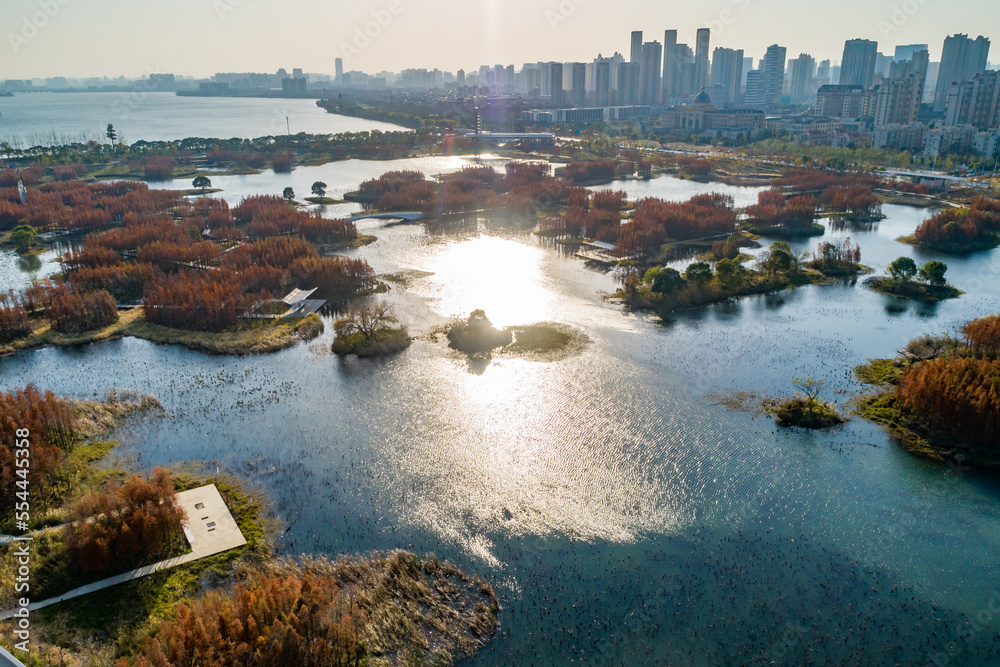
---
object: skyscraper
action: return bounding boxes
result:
[789,54,815,104]
[571,62,587,106]
[595,60,611,106]
[894,44,929,63]
[934,34,991,112]
[617,62,640,105]
[875,58,925,126]
[662,30,678,103]
[761,44,787,109]
[711,47,744,104]
[744,70,766,109]
[840,39,878,89]
[695,28,711,89]
[631,31,643,64]
[335,58,344,84]
[639,41,663,106]
[549,62,564,105]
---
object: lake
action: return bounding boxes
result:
[0,91,408,148]
[2,165,1000,665]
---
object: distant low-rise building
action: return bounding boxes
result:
[659,89,765,138]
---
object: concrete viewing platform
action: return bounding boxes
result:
[0,484,245,619]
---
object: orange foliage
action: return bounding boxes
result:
[127,573,367,667]
[66,468,186,574]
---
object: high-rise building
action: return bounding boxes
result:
[549,62,564,105]
[945,70,1000,130]
[631,31,643,64]
[711,47,744,105]
[662,30,678,102]
[675,44,697,97]
[894,44,929,63]
[874,58,925,126]
[335,58,344,84]
[875,53,893,78]
[816,60,832,87]
[639,41,663,106]
[695,28,711,89]
[789,54,815,104]
[761,44,787,109]
[934,34,991,111]
[839,39,878,89]
[595,60,611,106]
[457,69,466,86]
[744,70,766,109]
[571,62,587,106]
[618,61,640,105]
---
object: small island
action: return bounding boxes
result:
[864,257,961,302]
[443,311,589,361]
[623,239,860,315]
[447,310,513,353]
[770,378,846,429]
[855,314,1000,465]
[898,197,1000,253]
[332,303,412,357]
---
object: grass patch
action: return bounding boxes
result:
[503,322,590,362]
[0,310,324,357]
[770,397,846,429]
[853,392,945,461]
[864,277,962,303]
[855,358,908,386]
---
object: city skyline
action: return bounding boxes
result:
[3,0,1000,80]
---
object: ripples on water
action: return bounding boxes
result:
[3,169,1000,665]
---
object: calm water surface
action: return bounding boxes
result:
[2,170,1000,665]
[0,92,407,147]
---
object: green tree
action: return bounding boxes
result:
[283,187,295,203]
[918,260,948,286]
[311,181,328,198]
[106,123,117,155]
[887,256,918,283]
[10,223,36,254]
[192,176,211,195]
[644,266,684,294]
[763,242,794,274]
[715,258,747,288]
[684,262,713,283]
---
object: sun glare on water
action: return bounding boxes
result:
[416,235,556,328]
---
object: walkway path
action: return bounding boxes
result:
[0,484,245,619]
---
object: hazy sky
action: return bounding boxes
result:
[3,0,999,80]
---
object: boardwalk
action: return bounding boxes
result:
[0,485,245,619]
[346,211,425,222]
